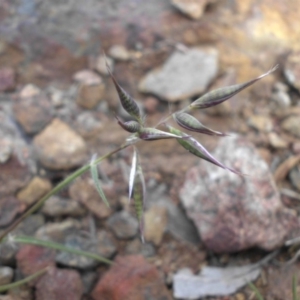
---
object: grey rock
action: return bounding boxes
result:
[180,135,299,253]
[284,51,300,91]
[139,47,218,102]
[35,219,81,243]
[41,196,86,217]
[107,211,138,239]
[13,214,45,236]
[0,266,14,285]
[0,241,18,265]
[125,239,156,257]
[56,231,116,269]
[146,184,200,245]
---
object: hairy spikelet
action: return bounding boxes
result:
[133,165,146,243]
[173,112,226,136]
[188,65,278,110]
[138,127,182,141]
[106,63,142,122]
[116,116,141,133]
[167,126,241,175]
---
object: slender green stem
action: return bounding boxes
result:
[10,235,113,265]
[248,282,265,300]
[0,267,47,292]
[0,143,130,243]
[293,275,298,300]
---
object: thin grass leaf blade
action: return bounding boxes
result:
[133,164,146,243]
[174,112,227,136]
[168,126,241,175]
[106,62,141,122]
[90,155,110,208]
[116,116,141,133]
[139,127,182,141]
[0,268,48,292]
[189,65,278,110]
[129,147,138,202]
[293,275,298,300]
[248,282,265,300]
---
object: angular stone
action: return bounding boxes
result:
[107,211,138,239]
[0,155,32,198]
[91,255,172,300]
[17,176,52,206]
[74,70,105,109]
[248,115,273,132]
[41,196,86,217]
[171,0,210,20]
[56,231,116,269]
[144,205,167,246]
[16,245,56,278]
[69,177,111,219]
[139,47,218,102]
[281,115,300,138]
[108,45,130,61]
[13,92,54,134]
[180,135,299,253]
[35,219,81,243]
[0,267,13,285]
[35,267,83,300]
[33,118,88,170]
[0,67,15,92]
[93,54,114,76]
[0,197,25,228]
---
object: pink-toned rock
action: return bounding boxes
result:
[35,267,83,300]
[0,67,15,92]
[13,91,54,134]
[16,245,55,278]
[180,135,299,253]
[0,197,25,228]
[92,255,172,300]
[33,118,88,170]
[0,155,32,198]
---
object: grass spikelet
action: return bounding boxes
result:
[138,127,182,141]
[116,116,141,133]
[188,65,278,110]
[106,61,142,122]
[173,112,227,136]
[133,164,146,243]
[167,125,241,175]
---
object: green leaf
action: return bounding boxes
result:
[90,155,110,208]
[173,112,226,136]
[188,65,278,110]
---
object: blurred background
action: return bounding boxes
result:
[1,0,300,299]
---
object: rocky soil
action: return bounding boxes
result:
[1,0,300,299]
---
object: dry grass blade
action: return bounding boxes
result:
[273,155,300,183]
[90,155,110,208]
[129,147,138,202]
